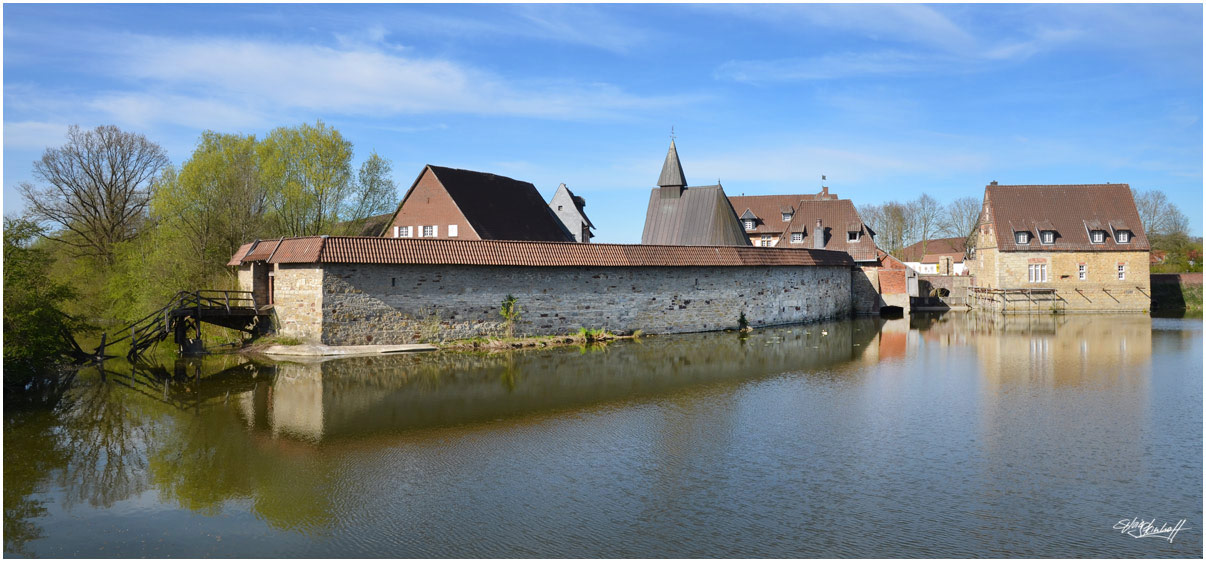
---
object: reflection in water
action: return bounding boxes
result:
[3,314,1200,557]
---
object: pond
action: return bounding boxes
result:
[4,313,1201,557]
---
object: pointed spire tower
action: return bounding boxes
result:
[657,139,687,199]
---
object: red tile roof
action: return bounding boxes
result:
[231,237,854,268]
[227,242,254,266]
[728,195,877,261]
[983,184,1150,252]
[898,237,967,263]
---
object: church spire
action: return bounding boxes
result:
[657,139,687,189]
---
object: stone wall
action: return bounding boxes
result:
[972,249,1151,312]
[317,264,852,345]
[271,264,325,341]
[852,266,881,314]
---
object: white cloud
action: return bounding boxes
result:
[3,121,71,150]
[716,51,937,82]
[99,36,694,123]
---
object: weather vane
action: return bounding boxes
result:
[670,126,675,141]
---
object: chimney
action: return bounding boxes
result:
[990,180,998,186]
[814,219,824,249]
[822,185,829,197]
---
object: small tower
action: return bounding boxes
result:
[658,140,687,199]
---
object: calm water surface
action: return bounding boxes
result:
[4,313,1201,557]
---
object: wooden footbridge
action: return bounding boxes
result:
[90,290,269,361]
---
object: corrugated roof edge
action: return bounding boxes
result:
[230,236,854,268]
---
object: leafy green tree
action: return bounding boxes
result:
[339,151,397,235]
[259,121,354,236]
[3,218,82,372]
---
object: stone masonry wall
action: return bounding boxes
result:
[975,250,1151,312]
[271,264,325,341]
[318,264,852,345]
[852,266,881,314]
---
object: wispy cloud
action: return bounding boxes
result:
[716,51,937,82]
[709,5,1093,83]
[9,34,703,134]
[3,121,71,150]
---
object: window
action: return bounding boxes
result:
[847,231,859,242]
[1078,264,1086,280]
[399,226,412,238]
[557,205,563,211]
[1040,231,1054,244]
[743,219,755,231]
[782,212,792,222]
[1028,263,1048,283]
[422,225,435,237]
[1015,231,1030,244]
[448,224,458,237]
[1118,264,1126,280]
[1116,231,1130,243]
[1091,230,1105,243]
[760,235,773,246]
[392,226,400,238]
[791,232,803,243]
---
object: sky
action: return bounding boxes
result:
[3,3,1202,242]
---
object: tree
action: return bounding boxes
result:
[911,193,946,254]
[3,218,82,372]
[259,121,354,237]
[339,151,397,235]
[150,132,267,276]
[878,201,910,255]
[944,196,982,241]
[18,125,169,264]
[1134,188,1189,238]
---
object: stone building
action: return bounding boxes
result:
[966,182,1151,312]
[379,164,574,242]
[229,236,854,345]
[641,141,749,246]
[548,183,594,243]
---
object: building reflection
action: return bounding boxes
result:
[231,317,884,443]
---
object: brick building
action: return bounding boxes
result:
[380,165,574,242]
[966,182,1151,312]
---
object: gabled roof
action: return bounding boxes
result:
[383,165,573,242]
[984,183,1150,252]
[728,194,876,261]
[551,183,594,229]
[897,237,968,263]
[231,236,853,268]
[657,140,687,188]
[726,194,829,234]
[642,185,750,246]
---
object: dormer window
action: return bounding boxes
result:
[1090,230,1106,244]
[791,232,803,243]
[1015,231,1031,245]
[1116,230,1131,243]
[847,231,859,242]
[782,212,792,222]
[1040,230,1055,245]
[743,219,755,231]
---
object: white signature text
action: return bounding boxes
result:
[1113,517,1188,543]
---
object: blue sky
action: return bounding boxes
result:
[4,3,1202,241]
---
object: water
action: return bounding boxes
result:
[4,313,1201,557]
